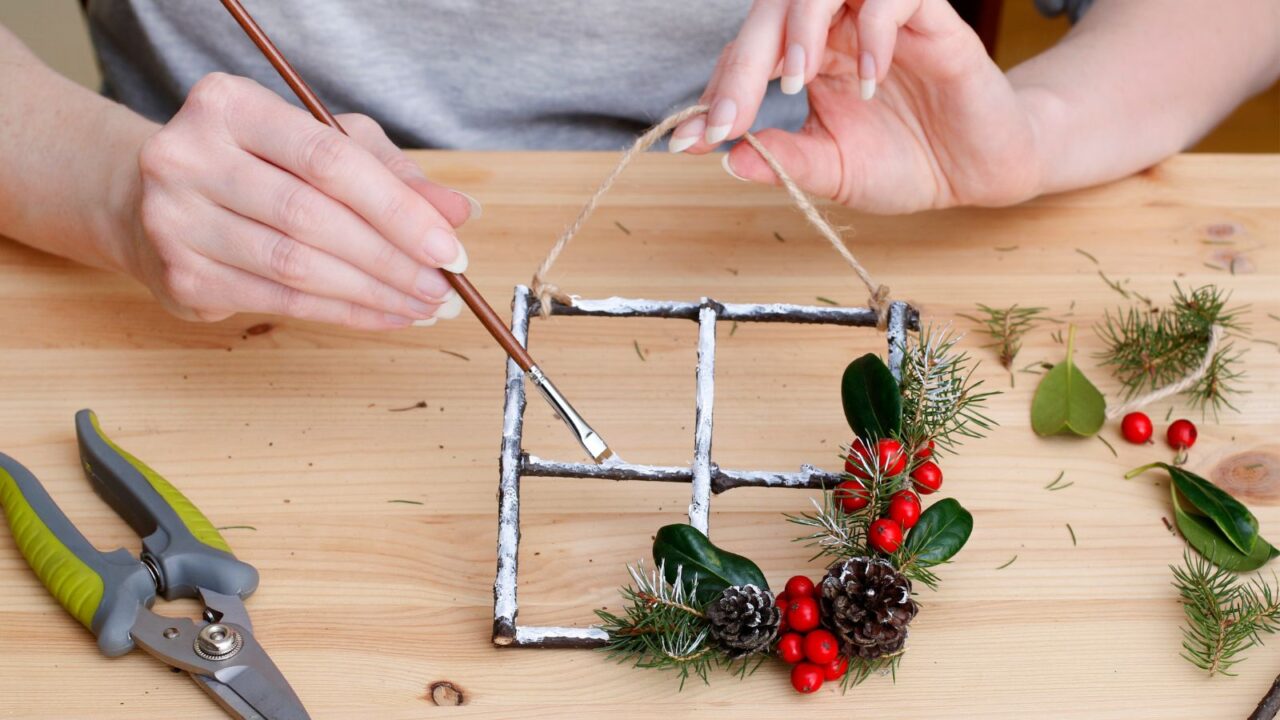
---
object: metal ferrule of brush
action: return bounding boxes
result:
[526,366,612,463]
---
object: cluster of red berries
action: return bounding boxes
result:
[775,575,846,694]
[834,438,937,554]
[1119,412,1198,450]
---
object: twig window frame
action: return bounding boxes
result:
[493,285,918,648]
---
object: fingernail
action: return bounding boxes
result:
[669,116,706,154]
[452,190,483,219]
[423,227,466,271]
[704,98,737,145]
[414,267,452,299]
[411,317,438,327]
[859,51,877,101]
[442,242,468,274]
[407,296,440,316]
[721,153,748,182]
[781,43,805,95]
[436,291,464,320]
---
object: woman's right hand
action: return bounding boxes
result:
[125,72,476,330]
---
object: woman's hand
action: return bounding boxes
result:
[125,72,477,329]
[672,0,1045,214]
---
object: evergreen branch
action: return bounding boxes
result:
[1097,284,1248,416]
[958,304,1053,383]
[898,323,999,455]
[840,650,905,690]
[1172,551,1280,676]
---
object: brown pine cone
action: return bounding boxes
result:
[705,584,781,658]
[819,557,918,660]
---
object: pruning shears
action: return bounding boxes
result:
[0,410,309,720]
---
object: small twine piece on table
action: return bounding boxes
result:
[530,104,893,328]
[1103,325,1224,419]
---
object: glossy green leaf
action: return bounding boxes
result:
[902,498,973,567]
[1172,487,1278,572]
[652,524,769,605]
[1030,326,1106,437]
[1166,464,1258,554]
[841,353,902,442]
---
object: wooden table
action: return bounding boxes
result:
[0,151,1277,718]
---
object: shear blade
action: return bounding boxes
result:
[193,667,310,720]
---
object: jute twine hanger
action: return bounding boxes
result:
[530,104,893,329]
[1104,324,1224,419]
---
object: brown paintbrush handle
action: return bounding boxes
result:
[219,0,534,372]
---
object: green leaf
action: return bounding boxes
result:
[841,353,902,441]
[902,498,973,567]
[1172,487,1278,571]
[1030,325,1106,437]
[652,524,769,605]
[1166,464,1259,554]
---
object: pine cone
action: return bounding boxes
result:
[705,584,781,658]
[819,557,917,660]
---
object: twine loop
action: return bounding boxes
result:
[1104,324,1224,419]
[530,105,891,328]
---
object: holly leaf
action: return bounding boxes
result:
[841,353,902,442]
[652,524,768,605]
[902,498,973,567]
[1162,463,1259,554]
[1172,488,1278,571]
[1030,326,1105,437]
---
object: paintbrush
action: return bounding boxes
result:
[218,0,614,463]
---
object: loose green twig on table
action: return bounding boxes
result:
[959,305,1053,386]
[1173,551,1280,676]
[1096,284,1247,416]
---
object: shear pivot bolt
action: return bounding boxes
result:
[194,623,243,661]
[163,627,180,639]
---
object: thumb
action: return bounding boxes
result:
[722,128,843,202]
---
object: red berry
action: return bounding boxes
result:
[1120,412,1153,444]
[887,490,922,529]
[790,663,824,694]
[803,629,839,665]
[844,438,873,477]
[845,438,907,478]
[1167,419,1198,450]
[776,632,804,664]
[835,480,870,512]
[784,575,816,599]
[786,596,820,632]
[822,655,850,681]
[868,518,904,553]
[914,439,936,459]
[911,461,943,495]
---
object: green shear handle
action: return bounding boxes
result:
[0,453,153,657]
[76,410,258,601]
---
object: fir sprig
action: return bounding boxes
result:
[596,562,758,687]
[898,324,998,455]
[959,305,1053,385]
[1172,551,1280,676]
[1097,284,1247,416]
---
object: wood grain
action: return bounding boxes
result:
[0,152,1277,718]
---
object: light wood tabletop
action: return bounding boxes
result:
[0,151,1277,718]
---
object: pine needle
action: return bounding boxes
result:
[1066,524,1077,546]
[958,304,1052,381]
[1172,551,1280,676]
[996,555,1018,570]
[897,323,998,456]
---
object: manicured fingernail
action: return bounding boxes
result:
[859,52,876,101]
[423,227,464,270]
[442,242,468,274]
[411,317,438,327]
[781,43,805,95]
[407,296,440,316]
[704,98,737,145]
[452,190,483,219]
[436,291,464,320]
[414,267,452,299]
[721,153,748,182]
[385,314,413,327]
[669,116,706,154]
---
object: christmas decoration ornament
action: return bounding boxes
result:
[1120,412,1153,444]
[706,585,782,658]
[819,557,919,660]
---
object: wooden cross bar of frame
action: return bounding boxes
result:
[493,285,919,648]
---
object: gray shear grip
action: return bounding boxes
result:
[74,410,258,602]
[0,453,154,657]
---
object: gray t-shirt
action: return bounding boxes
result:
[85,0,808,150]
